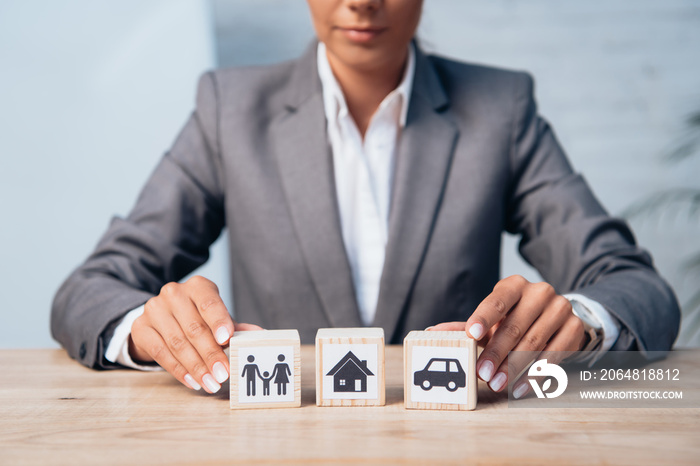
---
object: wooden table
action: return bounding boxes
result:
[1,347,699,465]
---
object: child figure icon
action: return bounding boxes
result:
[262,371,271,396]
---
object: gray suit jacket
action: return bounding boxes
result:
[52,42,680,369]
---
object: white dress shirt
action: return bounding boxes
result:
[318,41,415,325]
[105,42,618,369]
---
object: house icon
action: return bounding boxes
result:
[326,351,374,393]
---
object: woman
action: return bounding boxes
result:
[52,0,679,398]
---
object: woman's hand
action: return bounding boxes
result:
[129,275,262,393]
[430,275,587,397]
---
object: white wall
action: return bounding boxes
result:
[417,1,700,345]
[212,0,700,345]
[0,1,224,348]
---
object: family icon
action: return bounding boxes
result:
[229,330,301,409]
[241,354,292,397]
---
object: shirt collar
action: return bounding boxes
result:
[317,41,415,129]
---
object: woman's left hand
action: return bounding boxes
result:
[429,275,587,396]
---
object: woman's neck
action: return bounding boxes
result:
[326,49,408,137]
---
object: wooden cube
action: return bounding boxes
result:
[404,331,477,410]
[229,329,301,409]
[315,328,385,407]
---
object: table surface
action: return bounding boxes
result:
[1,347,699,465]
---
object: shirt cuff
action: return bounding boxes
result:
[564,293,621,365]
[104,305,163,372]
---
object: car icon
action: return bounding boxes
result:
[413,358,466,392]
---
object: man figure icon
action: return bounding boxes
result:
[241,355,261,397]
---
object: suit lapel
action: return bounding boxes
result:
[372,48,460,341]
[269,42,458,335]
[270,42,363,328]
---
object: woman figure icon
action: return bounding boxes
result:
[270,354,291,396]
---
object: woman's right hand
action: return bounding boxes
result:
[129,275,263,393]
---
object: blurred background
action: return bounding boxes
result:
[1,0,698,349]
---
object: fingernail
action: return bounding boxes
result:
[478,360,494,382]
[184,374,201,391]
[212,361,228,384]
[215,327,230,345]
[424,326,434,331]
[469,323,484,339]
[513,382,529,399]
[202,373,221,393]
[490,372,507,392]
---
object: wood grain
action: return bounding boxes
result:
[1,348,699,465]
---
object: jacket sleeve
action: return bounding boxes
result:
[504,72,680,355]
[51,72,226,369]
